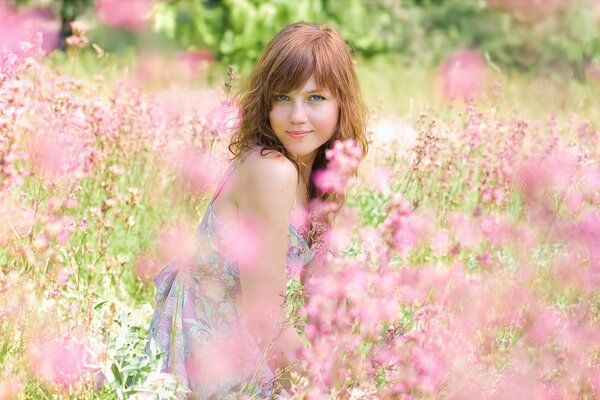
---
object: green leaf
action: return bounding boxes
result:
[94,300,108,310]
[111,362,123,386]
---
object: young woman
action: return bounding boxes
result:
[146,22,368,398]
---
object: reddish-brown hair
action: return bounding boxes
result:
[229,21,368,207]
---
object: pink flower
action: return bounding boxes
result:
[134,255,160,282]
[56,268,70,286]
[96,0,154,31]
[205,100,241,137]
[439,49,487,101]
[518,152,580,199]
[65,35,88,50]
[290,205,309,231]
[367,166,393,194]
[156,221,196,270]
[430,229,451,254]
[572,210,600,261]
[389,215,420,255]
[412,349,444,394]
[63,195,78,209]
[590,367,600,397]
[0,376,23,399]
[480,214,512,247]
[581,163,600,195]
[27,333,88,387]
[69,20,88,37]
[324,226,352,255]
[359,227,383,254]
[313,168,345,194]
[314,139,362,194]
[525,306,563,346]
[170,145,220,195]
[448,212,480,249]
[287,257,304,277]
[28,133,68,178]
[0,4,60,54]
[216,215,262,270]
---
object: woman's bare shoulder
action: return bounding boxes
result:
[239,147,298,185]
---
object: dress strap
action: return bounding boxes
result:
[209,147,261,206]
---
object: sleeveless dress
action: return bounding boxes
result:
[145,147,315,399]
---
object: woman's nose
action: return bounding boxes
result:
[289,101,307,124]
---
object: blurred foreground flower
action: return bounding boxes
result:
[216,214,263,271]
[167,145,221,195]
[314,139,362,194]
[0,376,23,399]
[206,100,241,137]
[134,255,161,282]
[439,49,487,101]
[27,332,90,387]
[96,0,154,31]
[156,221,196,270]
[0,3,60,54]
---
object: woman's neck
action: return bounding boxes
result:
[297,150,317,184]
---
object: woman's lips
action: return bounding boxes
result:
[288,130,311,138]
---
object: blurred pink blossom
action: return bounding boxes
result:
[480,214,512,247]
[28,134,66,177]
[581,163,600,195]
[564,191,584,213]
[177,50,214,74]
[56,268,70,286]
[313,168,345,194]
[290,205,309,232]
[63,195,78,210]
[518,152,580,198]
[359,227,383,255]
[156,221,196,270]
[314,139,362,194]
[0,196,34,244]
[448,212,481,249]
[27,333,88,387]
[169,145,220,195]
[525,306,563,346]
[206,100,241,137]
[572,210,600,261]
[323,226,352,255]
[216,215,263,270]
[439,49,487,101]
[411,348,444,394]
[430,229,451,254]
[0,376,22,399]
[367,166,393,194]
[96,0,154,31]
[134,255,161,282]
[0,4,60,54]
[186,327,257,387]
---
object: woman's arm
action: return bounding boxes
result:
[235,150,304,370]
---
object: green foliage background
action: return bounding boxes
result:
[152,0,600,76]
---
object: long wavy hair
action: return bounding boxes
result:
[228,22,368,213]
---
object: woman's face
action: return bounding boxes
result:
[268,75,339,165]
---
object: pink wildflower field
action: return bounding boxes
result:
[1,9,600,400]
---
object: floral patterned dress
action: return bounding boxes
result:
[145,148,315,399]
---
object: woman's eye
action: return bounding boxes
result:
[308,95,326,102]
[274,94,290,102]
